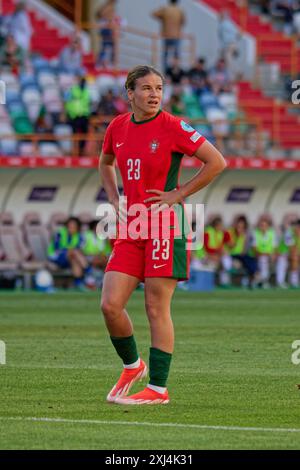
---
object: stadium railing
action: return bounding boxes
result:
[0,116,266,157]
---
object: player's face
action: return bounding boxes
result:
[128,73,163,119]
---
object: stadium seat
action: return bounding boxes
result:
[22,87,42,105]
[7,99,27,117]
[5,87,21,104]
[0,221,31,264]
[0,123,18,155]
[43,87,63,113]
[0,241,18,272]
[96,75,118,95]
[37,71,57,89]
[0,212,15,226]
[25,102,43,123]
[0,71,18,88]
[48,212,68,234]
[20,74,39,91]
[53,124,73,154]
[31,56,51,72]
[18,141,36,157]
[58,72,76,92]
[22,213,49,264]
[13,116,34,135]
[78,211,93,227]
[38,142,62,157]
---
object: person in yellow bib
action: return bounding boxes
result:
[289,219,300,288]
[192,216,233,286]
[48,217,90,290]
[228,215,259,287]
[82,220,112,269]
[251,215,277,288]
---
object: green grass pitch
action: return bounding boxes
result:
[0,289,300,450]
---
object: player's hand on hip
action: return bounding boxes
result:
[144,188,183,212]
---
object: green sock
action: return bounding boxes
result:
[110,335,139,365]
[149,347,172,387]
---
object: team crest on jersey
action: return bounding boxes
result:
[150,140,160,153]
[180,120,195,133]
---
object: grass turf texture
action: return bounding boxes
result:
[0,290,300,450]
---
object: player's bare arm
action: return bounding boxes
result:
[144,140,227,207]
[99,151,119,211]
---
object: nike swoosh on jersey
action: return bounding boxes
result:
[153,264,167,269]
[116,143,124,148]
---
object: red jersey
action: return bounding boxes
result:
[102,110,206,209]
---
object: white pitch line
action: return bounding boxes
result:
[0,416,300,434]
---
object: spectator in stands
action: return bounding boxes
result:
[166,93,185,116]
[47,217,90,290]
[152,0,186,71]
[10,2,32,53]
[35,108,54,143]
[0,14,10,49]
[96,89,119,116]
[65,75,91,155]
[272,0,295,34]
[250,215,277,288]
[292,1,300,39]
[166,56,186,84]
[0,33,24,72]
[59,36,84,76]
[187,57,209,96]
[96,0,120,68]
[209,58,231,93]
[228,215,259,287]
[218,9,240,80]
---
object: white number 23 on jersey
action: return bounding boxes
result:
[127,158,141,180]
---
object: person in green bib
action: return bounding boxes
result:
[289,219,300,287]
[192,216,233,285]
[275,217,295,288]
[48,217,89,289]
[251,215,277,288]
[65,75,91,155]
[228,215,258,287]
[82,220,112,270]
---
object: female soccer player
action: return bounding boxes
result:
[99,65,226,405]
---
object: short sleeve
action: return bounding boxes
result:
[171,118,206,156]
[102,121,114,155]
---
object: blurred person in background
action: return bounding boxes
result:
[96,0,120,68]
[82,219,112,270]
[165,56,186,85]
[187,57,209,96]
[152,0,186,71]
[289,219,300,287]
[250,215,277,288]
[193,216,233,286]
[10,1,32,53]
[82,220,112,289]
[65,75,91,155]
[275,216,295,288]
[218,9,240,80]
[48,217,90,290]
[0,33,24,72]
[59,36,84,75]
[228,215,259,288]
